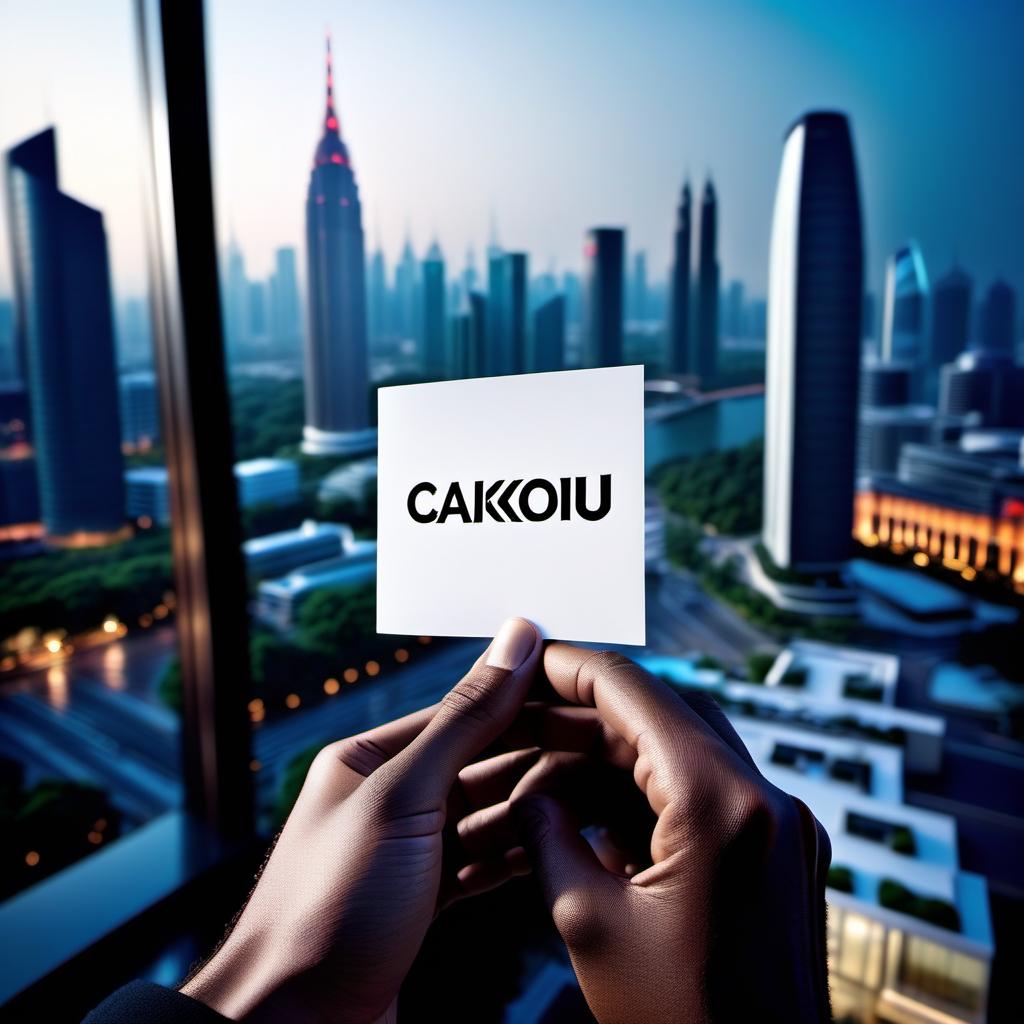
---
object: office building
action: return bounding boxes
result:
[531,295,566,373]
[582,227,625,368]
[421,240,447,376]
[394,234,420,345]
[643,645,991,1024]
[269,246,301,351]
[505,252,528,375]
[762,111,863,572]
[301,37,374,456]
[860,359,912,409]
[119,371,160,451]
[629,250,648,323]
[858,358,934,476]
[243,520,352,580]
[0,298,16,382]
[223,236,249,351]
[125,458,300,528]
[486,243,510,375]
[930,268,971,369]
[5,127,126,542]
[366,245,388,351]
[856,432,1024,586]
[938,349,1024,428]
[881,242,928,368]
[317,456,377,505]
[116,296,153,368]
[124,466,172,526]
[255,540,378,631]
[694,179,720,381]
[247,281,268,344]
[0,382,30,447]
[234,457,300,507]
[0,452,40,529]
[978,280,1016,356]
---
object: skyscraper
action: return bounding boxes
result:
[223,236,249,351]
[366,245,388,352]
[531,295,566,373]
[582,227,625,368]
[394,234,420,345]
[695,179,720,382]
[880,241,928,366]
[927,266,971,402]
[763,111,863,572]
[302,36,374,456]
[505,252,528,375]
[486,243,509,375]
[668,180,692,374]
[978,279,1017,356]
[5,127,126,540]
[422,240,447,376]
[248,281,268,343]
[270,246,302,352]
[629,251,648,323]
[724,280,745,340]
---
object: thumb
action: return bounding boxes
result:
[378,618,541,807]
[512,794,623,944]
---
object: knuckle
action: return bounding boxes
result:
[333,734,390,777]
[437,670,504,728]
[552,892,612,950]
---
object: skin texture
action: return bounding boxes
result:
[182,623,831,1023]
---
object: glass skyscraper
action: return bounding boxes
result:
[4,127,126,541]
[881,241,928,366]
[582,227,625,368]
[763,111,863,572]
[695,179,719,382]
[668,180,692,374]
[302,37,374,456]
[421,240,447,377]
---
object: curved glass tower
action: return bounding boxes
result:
[763,112,863,572]
[5,128,126,543]
[881,240,928,365]
[302,37,375,456]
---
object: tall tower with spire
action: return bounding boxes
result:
[302,34,374,456]
[668,180,692,374]
[695,178,719,383]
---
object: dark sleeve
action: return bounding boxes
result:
[82,980,230,1024]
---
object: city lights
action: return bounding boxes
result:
[323,677,340,695]
[364,661,380,677]
[285,693,301,709]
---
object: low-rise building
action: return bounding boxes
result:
[234,457,300,508]
[243,521,352,580]
[639,646,991,1024]
[255,540,377,631]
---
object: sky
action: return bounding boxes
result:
[1,0,1023,323]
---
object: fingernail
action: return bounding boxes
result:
[486,618,537,670]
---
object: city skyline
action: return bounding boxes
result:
[1,0,1023,310]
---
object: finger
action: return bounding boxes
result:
[458,746,542,810]
[541,645,746,815]
[458,752,654,862]
[375,618,542,808]
[328,702,441,778]
[511,794,624,937]
[500,703,636,772]
[676,690,759,772]
[439,847,531,909]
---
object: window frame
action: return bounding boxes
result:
[0,0,258,1009]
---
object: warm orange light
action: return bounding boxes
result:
[138,515,153,529]
[102,617,119,634]
[394,648,409,663]
[25,851,40,867]
[153,604,168,620]
[343,668,359,684]
[249,759,262,772]
[912,552,929,567]
[45,639,62,654]
[94,818,107,832]
[87,831,103,845]
[365,661,380,677]
[417,636,432,645]
[247,698,264,713]
[139,613,153,628]
[323,677,340,695]
[285,693,301,709]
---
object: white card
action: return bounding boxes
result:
[376,365,646,645]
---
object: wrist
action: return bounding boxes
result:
[180,922,284,1022]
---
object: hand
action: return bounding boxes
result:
[458,645,832,1023]
[180,617,542,1024]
